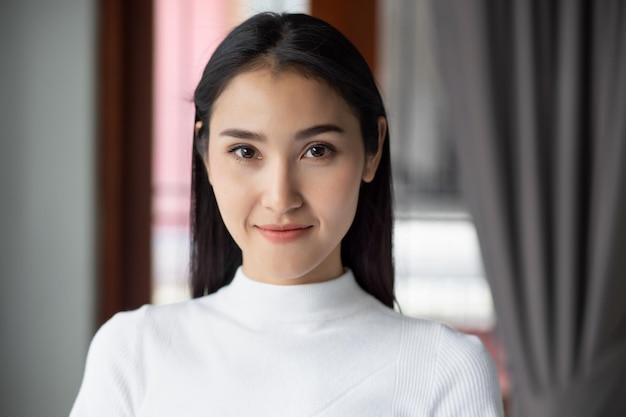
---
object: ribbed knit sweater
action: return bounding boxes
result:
[70,268,504,416]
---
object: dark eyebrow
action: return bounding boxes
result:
[218,124,344,141]
[295,124,344,140]
[219,129,265,141]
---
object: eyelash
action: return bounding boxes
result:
[226,143,336,162]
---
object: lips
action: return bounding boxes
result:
[255,224,313,243]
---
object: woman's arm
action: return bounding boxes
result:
[431,327,505,417]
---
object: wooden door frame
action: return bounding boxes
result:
[97,0,153,325]
[311,0,378,76]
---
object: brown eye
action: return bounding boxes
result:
[231,146,258,159]
[304,145,331,158]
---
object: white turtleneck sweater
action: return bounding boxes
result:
[70,268,504,416]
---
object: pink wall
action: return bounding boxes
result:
[152,0,233,228]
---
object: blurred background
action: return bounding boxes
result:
[0,1,96,416]
[2,0,624,416]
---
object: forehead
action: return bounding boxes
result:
[209,68,357,128]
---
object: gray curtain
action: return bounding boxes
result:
[431,1,626,415]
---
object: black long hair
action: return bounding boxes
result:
[190,12,394,307]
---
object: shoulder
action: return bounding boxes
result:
[365,307,495,374]
[431,324,503,415]
[84,302,187,383]
[395,317,504,416]
[394,314,494,368]
[70,299,204,416]
[87,306,150,367]
[430,323,499,390]
[92,299,194,350]
[70,307,150,416]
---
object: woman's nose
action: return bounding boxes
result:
[260,161,303,214]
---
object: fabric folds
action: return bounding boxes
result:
[431,0,626,415]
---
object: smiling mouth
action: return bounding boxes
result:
[255,224,313,243]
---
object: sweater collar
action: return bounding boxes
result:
[213,266,373,326]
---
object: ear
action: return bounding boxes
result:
[196,121,212,183]
[194,120,203,138]
[362,116,386,183]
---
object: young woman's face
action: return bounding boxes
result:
[206,69,383,285]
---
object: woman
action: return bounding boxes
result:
[71,12,504,416]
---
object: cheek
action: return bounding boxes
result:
[211,181,253,251]
[313,163,363,227]
[206,159,250,226]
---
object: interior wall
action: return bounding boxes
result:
[0,1,96,416]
